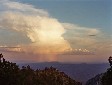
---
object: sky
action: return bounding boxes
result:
[0,0,112,63]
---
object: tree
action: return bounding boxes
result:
[108,56,112,68]
[0,53,3,63]
[0,53,82,85]
[102,56,112,85]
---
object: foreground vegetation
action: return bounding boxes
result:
[101,56,112,85]
[86,56,112,85]
[0,54,81,85]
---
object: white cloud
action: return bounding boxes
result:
[0,0,49,16]
[62,23,112,57]
[0,0,111,62]
[62,23,100,36]
[62,23,101,49]
[0,0,71,56]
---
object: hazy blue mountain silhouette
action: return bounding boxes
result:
[18,62,109,84]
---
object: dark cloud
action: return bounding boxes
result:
[88,34,96,36]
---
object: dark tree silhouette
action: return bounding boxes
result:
[102,56,112,85]
[108,56,112,68]
[0,53,82,85]
[0,53,3,62]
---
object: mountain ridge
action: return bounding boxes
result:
[18,62,109,84]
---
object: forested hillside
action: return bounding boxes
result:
[0,54,82,85]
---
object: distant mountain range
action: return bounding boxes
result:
[18,62,109,84]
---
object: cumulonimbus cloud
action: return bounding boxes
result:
[0,0,108,62]
[0,0,71,55]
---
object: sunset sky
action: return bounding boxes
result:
[0,0,111,63]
